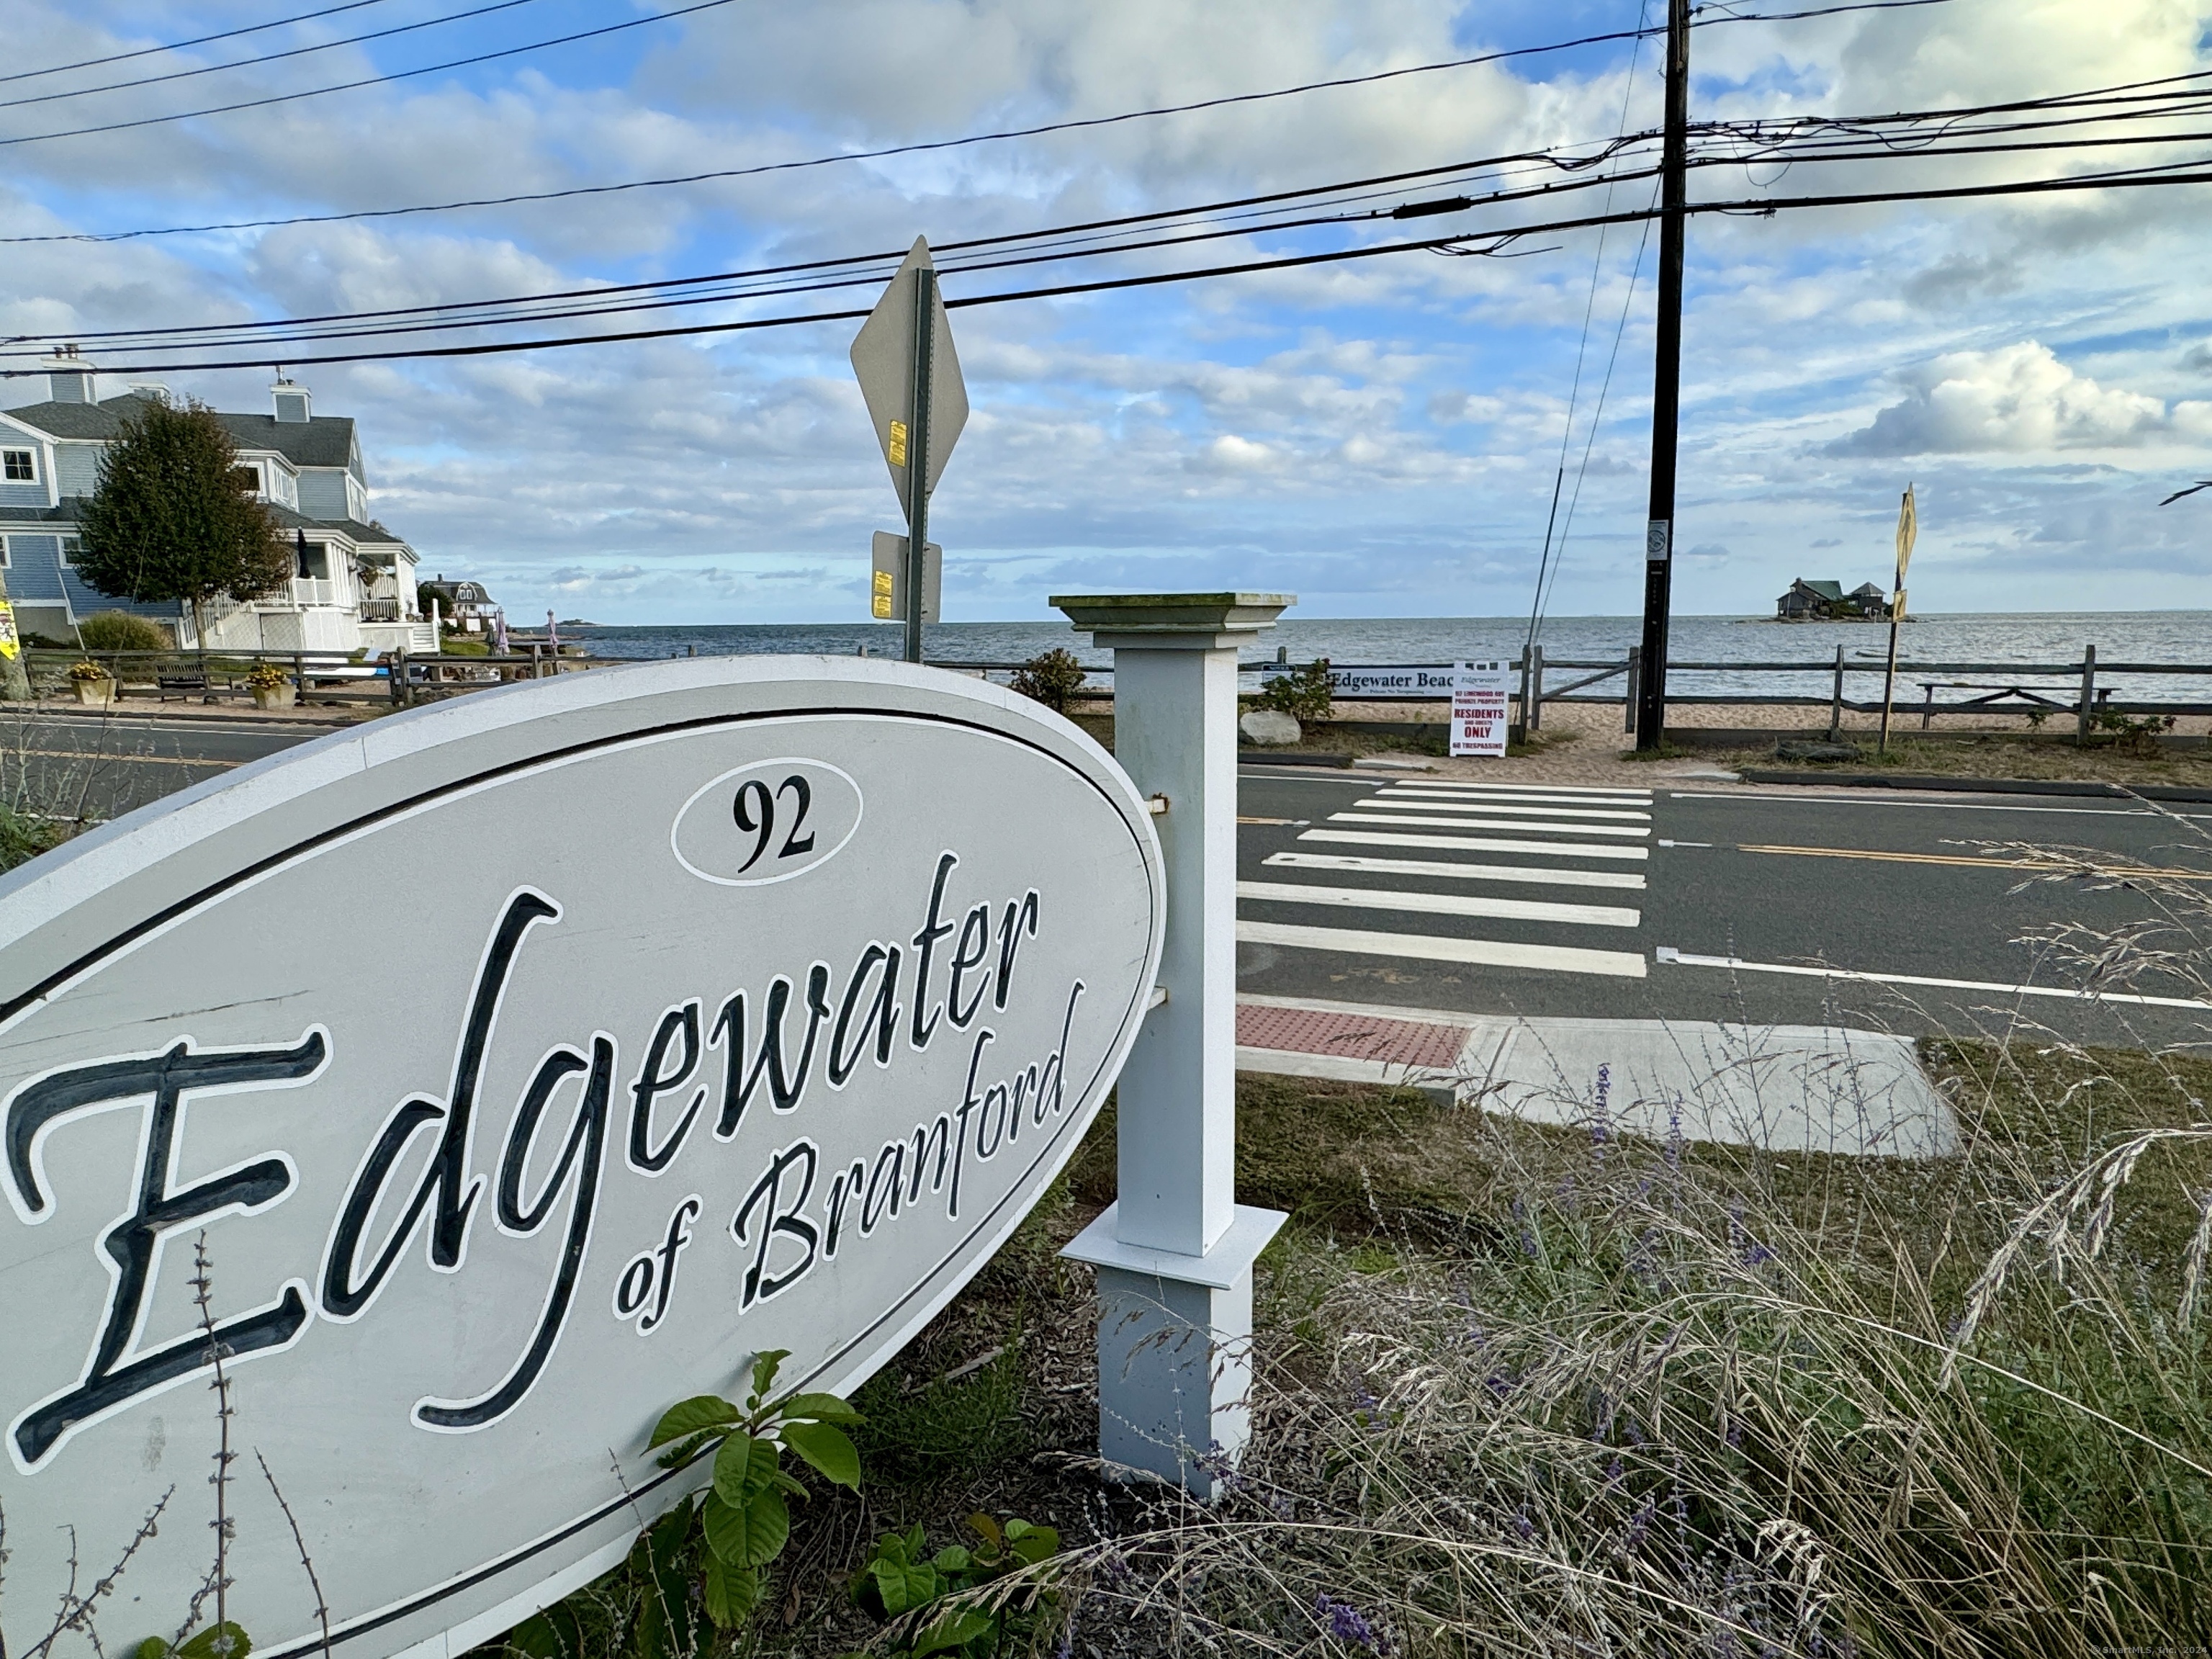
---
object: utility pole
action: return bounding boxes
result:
[903,266,935,665]
[1635,0,1691,750]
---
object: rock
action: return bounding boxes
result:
[1775,739,1862,764]
[1239,709,1302,746]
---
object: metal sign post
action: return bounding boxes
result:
[852,239,966,662]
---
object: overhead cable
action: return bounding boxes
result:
[14,153,2208,380]
[0,0,552,113]
[0,0,745,149]
[0,0,397,86]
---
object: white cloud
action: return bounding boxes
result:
[1830,342,2175,456]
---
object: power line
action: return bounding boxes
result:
[14,152,2207,381]
[4,140,1653,347]
[0,0,1962,197]
[19,88,2196,363]
[0,0,398,87]
[0,0,552,113]
[0,0,745,149]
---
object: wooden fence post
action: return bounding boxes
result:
[395,646,410,709]
[1828,644,1845,741]
[1527,643,1545,733]
[2077,643,2096,745]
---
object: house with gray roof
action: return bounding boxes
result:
[0,349,434,654]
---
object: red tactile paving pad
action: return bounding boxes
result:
[1235,1004,1467,1069]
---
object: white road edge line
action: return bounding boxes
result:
[1331,811,1650,839]
[1666,790,2210,820]
[1241,919,1648,979]
[1653,945,2212,1010]
[1262,850,1646,890]
[1301,829,1648,862]
[1236,878,1639,927]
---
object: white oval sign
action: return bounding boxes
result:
[0,657,1162,1659]
[670,756,863,886]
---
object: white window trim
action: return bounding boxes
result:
[1,446,37,485]
[0,538,10,568]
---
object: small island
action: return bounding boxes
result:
[1769,577,1892,621]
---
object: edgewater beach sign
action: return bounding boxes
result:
[0,657,1164,1659]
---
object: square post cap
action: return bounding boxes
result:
[1051,592,1294,650]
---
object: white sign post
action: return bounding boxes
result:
[1450,659,1512,757]
[1050,593,1292,1498]
[0,657,1161,1659]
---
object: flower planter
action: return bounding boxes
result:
[71,678,115,708]
[251,682,298,711]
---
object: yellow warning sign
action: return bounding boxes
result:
[0,601,18,661]
[887,420,908,469]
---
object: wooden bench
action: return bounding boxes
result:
[157,673,215,703]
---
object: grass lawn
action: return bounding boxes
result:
[514,1036,2212,1658]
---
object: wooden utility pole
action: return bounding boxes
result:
[1634,0,1691,750]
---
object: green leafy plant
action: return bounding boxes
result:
[134,1624,251,1659]
[2092,708,2177,757]
[73,397,294,648]
[77,611,174,652]
[1256,658,1333,723]
[1008,649,1088,714]
[649,1352,861,1629]
[848,1514,1061,1658]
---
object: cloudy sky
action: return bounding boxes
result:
[4,0,2208,624]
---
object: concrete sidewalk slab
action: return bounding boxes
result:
[1234,994,1954,1159]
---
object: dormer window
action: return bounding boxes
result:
[232,464,260,495]
[3,449,34,482]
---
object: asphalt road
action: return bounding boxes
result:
[6,714,2206,1048]
[1236,765,2212,1048]
[0,711,334,819]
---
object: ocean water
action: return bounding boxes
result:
[568,612,2211,702]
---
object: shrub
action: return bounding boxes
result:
[1008,648,1087,714]
[78,611,173,652]
[1256,657,1334,723]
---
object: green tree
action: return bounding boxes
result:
[74,397,293,647]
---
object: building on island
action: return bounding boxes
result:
[1776,577,1891,621]
[0,350,436,655]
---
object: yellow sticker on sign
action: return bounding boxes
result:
[871,568,896,619]
[888,419,908,469]
[0,600,17,661]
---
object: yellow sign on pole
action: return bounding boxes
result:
[0,600,17,661]
[1895,483,1917,580]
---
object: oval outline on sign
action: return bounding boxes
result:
[0,655,1164,1659]
[668,754,863,886]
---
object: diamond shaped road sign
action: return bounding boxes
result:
[850,236,968,518]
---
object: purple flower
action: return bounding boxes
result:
[1624,1496,1655,1552]
[1511,1506,1535,1542]
[1604,1455,1624,1489]
[1316,1593,1387,1652]
[1743,1242,1777,1267]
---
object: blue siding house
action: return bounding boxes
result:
[0,350,433,653]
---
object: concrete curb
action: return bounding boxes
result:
[1737,769,2212,805]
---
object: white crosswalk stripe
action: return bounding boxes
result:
[1237,878,1639,927]
[1328,811,1650,838]
[1262,851,1646,891]
[1302,829,1647,860]
[1240,777,1663,980]
[1352,796,1651,822]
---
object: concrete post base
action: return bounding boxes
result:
[1061,1201,1285,1498]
